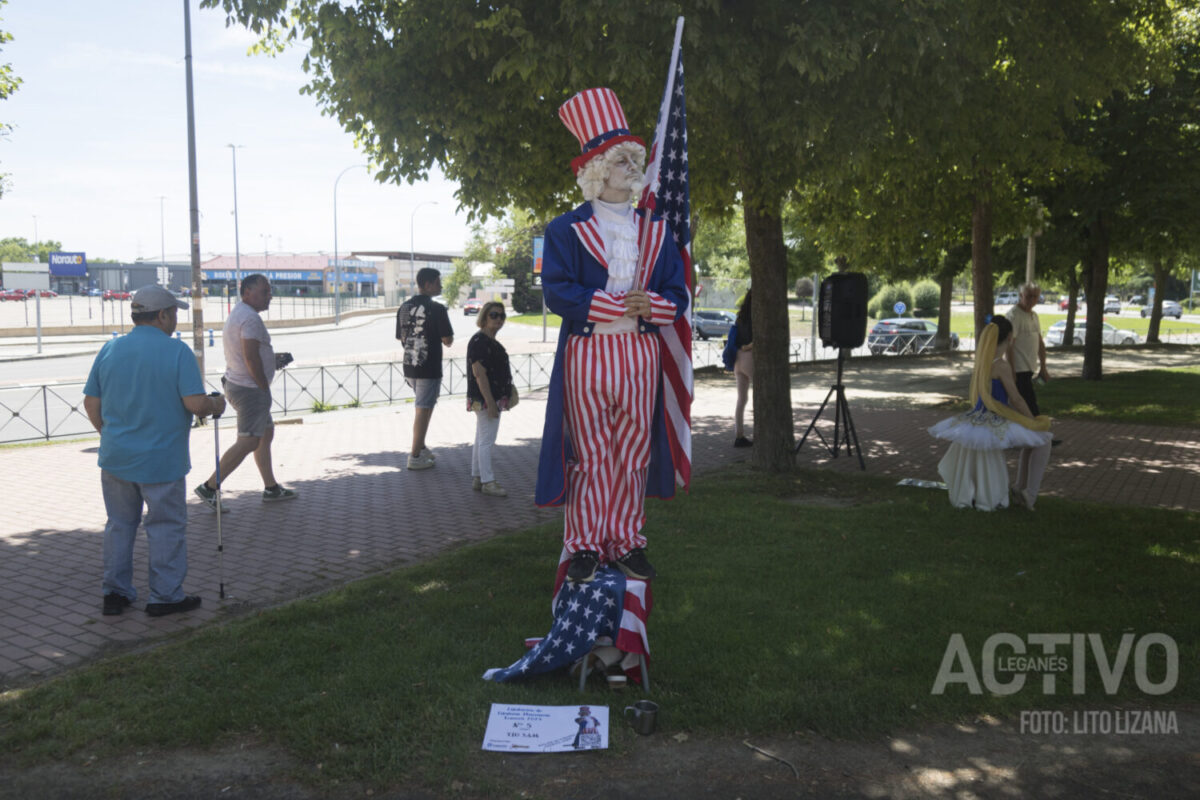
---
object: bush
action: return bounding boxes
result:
[913,279,940,315]
[870,282,914,319]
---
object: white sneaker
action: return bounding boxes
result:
[472,476,482,491]
[481,480,508,497]
[407,453,435,471]
[421,448,436,461]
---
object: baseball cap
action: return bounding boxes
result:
[131,285,188,312]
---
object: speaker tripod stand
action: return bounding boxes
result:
[795,348,866,470]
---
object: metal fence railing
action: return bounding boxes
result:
[8,330,1195,445]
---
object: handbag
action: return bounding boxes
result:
[507,384,520,409]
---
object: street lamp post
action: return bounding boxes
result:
[332,164,367,325]
[410,200,439,296]
[227,144,244,294]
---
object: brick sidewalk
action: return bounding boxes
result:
[2,361,1197,687]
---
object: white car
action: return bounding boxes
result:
[1045,320,1140,347]
[1141,300,1183,319]
[1103,295,1121,313]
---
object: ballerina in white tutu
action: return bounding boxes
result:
[929,315,1053,510]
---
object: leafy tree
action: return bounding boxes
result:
[458,210,551,315]
[0,237,63,263]
[202,0,1175,466]
[1037,6,1200,371]
[441,257,473,308]
[0,0,21,196]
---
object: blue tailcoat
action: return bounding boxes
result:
[534,202,688,507]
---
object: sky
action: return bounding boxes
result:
[0,1,474,264]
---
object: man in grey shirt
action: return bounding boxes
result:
[195,274,298,508]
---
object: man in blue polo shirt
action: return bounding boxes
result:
[83,285,225,617]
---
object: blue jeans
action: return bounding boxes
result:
[101,470,189,604]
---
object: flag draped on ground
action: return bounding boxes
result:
[638,17,693,490]
[482,566,651,683]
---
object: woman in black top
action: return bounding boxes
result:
[733,290,753,447]
[467,301,515,497]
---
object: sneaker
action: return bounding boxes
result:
[102,593,131,616]
[407,453,435,471]
[566,550,600,583]
[472,476,482,492]
[615,548,657,580]
[733,436,753,448]
[145,595,202,617]
[262,484,298,502]
[194,482,221,510]
[481,480,508,497]
[422,447,437,461]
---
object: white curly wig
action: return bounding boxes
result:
[576,142,647,203]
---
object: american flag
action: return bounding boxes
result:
[638,18,693,490]
[482,566,652,683]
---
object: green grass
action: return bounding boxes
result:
[1,468,1195,794]
[1039,367,1200,427]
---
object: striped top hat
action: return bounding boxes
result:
[559,87,645,175]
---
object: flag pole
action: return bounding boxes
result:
[635,16,685,290]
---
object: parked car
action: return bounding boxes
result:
[1045,320,1140,347]
[462,298,483,316]
[85,287,104,297]
[691,309,736,340]
[1103,295,1121,313]
[867,318,959,355]
[1141,300,1183,319]
[32,289,58,298]
[1129,294,1145,305]
[1059,295,1085,310]
[0,288,28,301]
[996,291,1019,306]
[103,289,132,301]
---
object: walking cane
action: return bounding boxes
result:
[210,391,226,599]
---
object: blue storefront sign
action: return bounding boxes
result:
[48,252,88,277]
[202,269,325,282]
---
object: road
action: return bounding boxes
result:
[0,311,565,388]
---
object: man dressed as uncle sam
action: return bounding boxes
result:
[536,87,689,584]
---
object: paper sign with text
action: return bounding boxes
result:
[482,703,609,753]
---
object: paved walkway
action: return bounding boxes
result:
[1,348,1197,688]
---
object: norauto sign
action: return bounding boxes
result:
[48,252,88,276]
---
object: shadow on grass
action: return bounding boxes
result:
[1,463,1195,795]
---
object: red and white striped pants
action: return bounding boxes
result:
[563,332,660,561]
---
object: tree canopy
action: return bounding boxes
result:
[203,0,1191,462]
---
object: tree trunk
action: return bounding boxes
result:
[1064,268,1079,344]
[936,269,954,350]
[1146,256,1172,344]
[1081,213,1109,381]
[971,194,993,338]
[742,201,795,471]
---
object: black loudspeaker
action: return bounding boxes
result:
[819,272,868,349]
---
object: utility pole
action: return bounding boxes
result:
[183,0,205,378]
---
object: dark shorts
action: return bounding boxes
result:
[1014,372,1040,417]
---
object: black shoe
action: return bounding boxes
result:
[733,436,753,448]
[145,595,202,617]
[102,593,131,616]
[566,551,600,583]
[615,548,657,580]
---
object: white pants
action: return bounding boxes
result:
[472,409,501,483]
